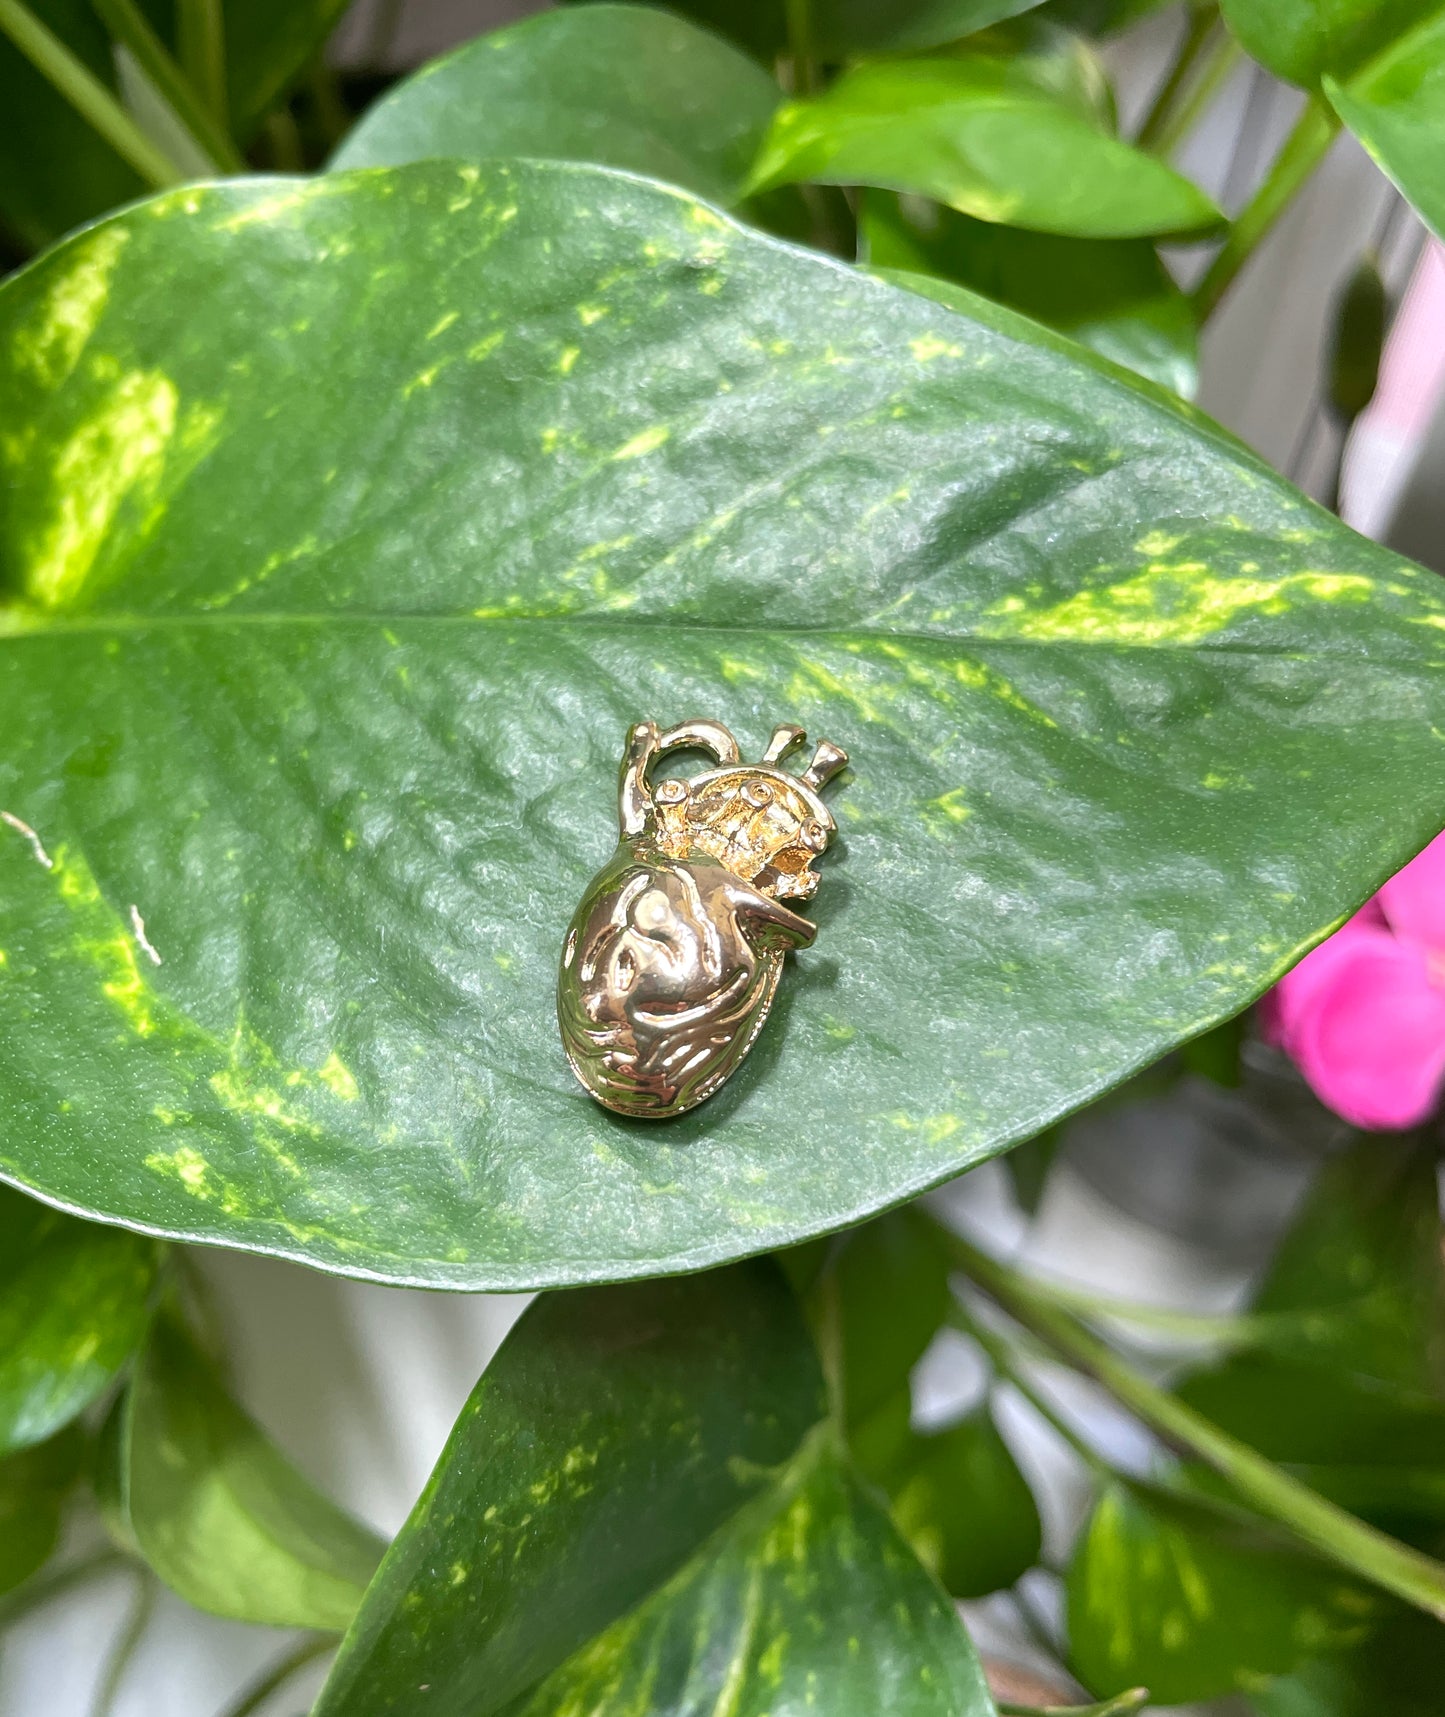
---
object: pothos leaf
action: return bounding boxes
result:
[745,46,1220,238]
[1219,0,1439,88]
[864,191,1197,395]
[314,1263,994,1717]
[114,1305,385,1628]
[832,1207,954,1431]
[2,164,1445,1289]
[0,1424,83,1597]
[1177,1132,1445,1462]
[330,4,783,209]
[1252,1604,1445,1717]
[561,0,1052,60]
[0,1184,157,1455]
[1326,10,1445,243]
[1066,1479,1378,1703]
[886,1401,1044,1597]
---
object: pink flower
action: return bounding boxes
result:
[1260,830,1445,1130]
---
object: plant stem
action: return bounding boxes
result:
[1135,5,1216,152]
[786,0,817,97]
[176,0,226,128]
[263,105,304,172]
[940,1226,1445,1621]
[0,1548,129,1631]
[949,1303,1115,1481]
[90,1571,157,1717]
[215,1633,338,1717]
[1150,36,1243,159]
[0,0,182,188]
[999,1694,1148,1717]
[1192,95,1341,320]
[1002,1273,1271,1349]
[90,0,243,171]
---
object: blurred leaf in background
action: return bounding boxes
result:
[864,190,1198,393]
[109,1305,385,1628]
[315,1262,995,1717]
[0,1424,83,1598]
[0,1185,156,1455]
[332,4,781,207]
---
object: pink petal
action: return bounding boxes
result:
[1262,912,1397,1051]
[1378,827,1445,950]
[1285,935,1445,1130]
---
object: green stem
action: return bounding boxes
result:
[307,53,351,153]
[0,0,182,188]
[949,1303,1115,1481]
[1150,35,1243,159]
[0,1548,129,1631]
[1192,96,1341,320]
[90,1572,157,1717]
[999,1694,1148,1717]
[215,1633,338,1717]
[176,0,225,128]
[1007,1274,1272,1349]
[90,0,243,170]
[263,104,304,172]
[785,0,816,97]
[814,1258,846,1426]
[940,1227,1445,1621]
[1135,5,1216,152]
[995,1689,1146,1717]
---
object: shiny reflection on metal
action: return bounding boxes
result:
[557,718,849,1120]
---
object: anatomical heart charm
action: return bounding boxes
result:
[558,719,848,1119]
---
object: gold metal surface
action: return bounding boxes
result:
[557,718,848,1119]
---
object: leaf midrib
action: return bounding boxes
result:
[0,606,1417,661]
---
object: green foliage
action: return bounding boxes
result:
[0,0,344,249]
[832,1208,954,1431]
[886,1400,1044,1597]
[1177,1132,1445,1620]
[1067,1478,1378,1703]
[0,1184,156,1455]
[315,1263,995,1717]
[4,164,1445,1291]
[0,1424,83,1596]
[0,0,146,250]
[1219,0,1440,87]
[863,192,1197,394]
[1254,1604,1445,1717]
[1178,1133,1445,1455]
[110,1304,385,1627]
[331,5,781,207]
[1326,9,1445,243]
[747,40,1220,236]
[1326,257,1387,422]
[6,0,1445,1707]
[564,0,1054,60]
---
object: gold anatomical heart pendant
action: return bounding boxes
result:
[558,718,848,1119]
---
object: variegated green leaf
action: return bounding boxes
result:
[1220,0,1438,88]
[864,192,1197,396]
[1067,1479,1378,1703]
[745,45,1220,238]
[2,162,1445,1288]
[0,1184,157,1455]
[315,1262,994,1717]
[0,1424,82,1596]
[114,1305,385,1628]
[331,4,782,208]
[1326,10,1445,242]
